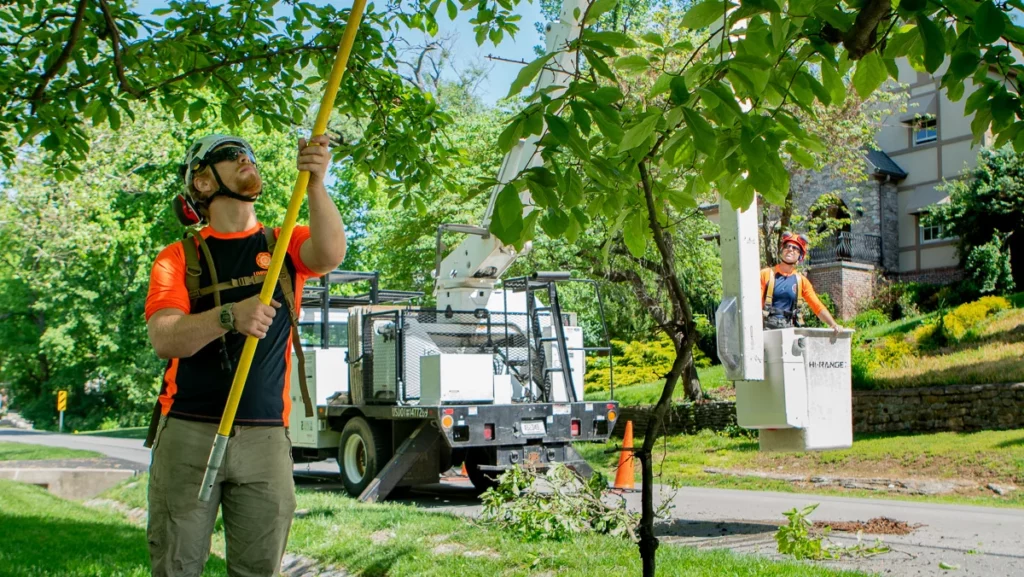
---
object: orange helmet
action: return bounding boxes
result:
[780,232,809,259]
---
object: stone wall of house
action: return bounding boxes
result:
[894,266,965,285]
[806,262,878,320]
[609,383,1024,437]
[879,180,900,273]
[790,167,883,239]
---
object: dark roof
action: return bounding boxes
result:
[864,149,908,180]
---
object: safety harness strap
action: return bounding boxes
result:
[262,227,313,419]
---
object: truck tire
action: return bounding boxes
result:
[465,447,500,492]
[338,417,388,497]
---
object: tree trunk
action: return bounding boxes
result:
[634,161,699,577]
[1009,231,1024,290]
[682,354,701,401]
[637,338,689,577]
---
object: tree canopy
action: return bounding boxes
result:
[927,145,1024,292]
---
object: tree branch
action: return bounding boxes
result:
[843,0,892,60]
[30,0,90,112]
[97,0,142,97]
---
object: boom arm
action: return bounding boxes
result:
[433,0,587,311]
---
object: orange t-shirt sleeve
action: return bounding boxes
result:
[145,242,190,321]
[801,277,827,316]
[275,225,318,277]
[759,269,770,307]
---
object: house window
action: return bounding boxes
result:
[913,119,937,145]
[920,222,947,243]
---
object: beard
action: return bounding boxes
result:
[235,169,263,197]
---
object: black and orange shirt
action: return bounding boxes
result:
[144,223,316,427]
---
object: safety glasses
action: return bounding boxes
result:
[781,232,808,244]
[205,145,257,167]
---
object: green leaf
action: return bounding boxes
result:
[447,0,457,19]
[499,119,526,153]
[900,0,927,12]
[683,107,716,155]
[852,52,887,99]
[592,109,624,141]
[650,73,674,98]
[563,170,583,208]
[683,0,727,30]
[490,184,525,244]
[545,114,571,144]
[587,31,637,47]
[619,113,661,152]
[820,58,846,106]
[641,32,664,46]
[507,53,551,98]
[188,100,205,123]
[585,0,619,24]
[917,14,946,73]
[670,76,690,106]
[615,55,650,73]
[785,143,816,169]
[540,207,571,237]
[948,50,980,81]
[623,212,647,258]
[975,1,1006,44]
[584,48,616,80]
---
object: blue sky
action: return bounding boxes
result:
[134,0,547,105]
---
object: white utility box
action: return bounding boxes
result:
[288,347,348,448]
[735,328,855,451]
[543,325,585,402]
[419,354,495,405]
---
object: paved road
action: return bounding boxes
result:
[5,428,1023,576]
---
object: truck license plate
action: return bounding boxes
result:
[521,420,546,436]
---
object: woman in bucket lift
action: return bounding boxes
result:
[760,232,842,335]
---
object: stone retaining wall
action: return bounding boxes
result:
[610,382,1024,437]
[611,402,737,437]
[852,382,1024,433]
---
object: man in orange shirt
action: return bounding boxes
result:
[143,133,346,576]
[760,232,841,334]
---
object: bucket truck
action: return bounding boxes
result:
[286,0,620,501]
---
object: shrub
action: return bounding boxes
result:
[963,233,1015,296]
[851,334,914,389]
[851,309,890,329]
[584,338,675,393]
[583,335,713,393]
[694,314,717,362]
[802,291,837,328]
[910,321,941,349]
[850,345,875,388]
[939,296,1011,343]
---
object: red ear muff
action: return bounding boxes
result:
[173,194,202,226]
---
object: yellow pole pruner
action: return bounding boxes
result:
[199,0,368,502]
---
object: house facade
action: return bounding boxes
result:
[704,58,994,319]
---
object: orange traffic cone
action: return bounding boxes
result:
[461,462,468,477]
[614,420,635,490]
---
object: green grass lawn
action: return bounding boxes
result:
[576,428,1024,509]
[91,474,869,577]
[0,479,225,577]
[76,427,149,440]
[585,365,730,406]
[0,441,101,462]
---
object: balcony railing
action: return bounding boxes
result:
[808,232,882,266]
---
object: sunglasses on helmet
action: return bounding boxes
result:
[204,145,257,167]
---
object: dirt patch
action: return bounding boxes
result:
[370,530,395,545]
[432,543,465,555]
[813,517,923,535]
